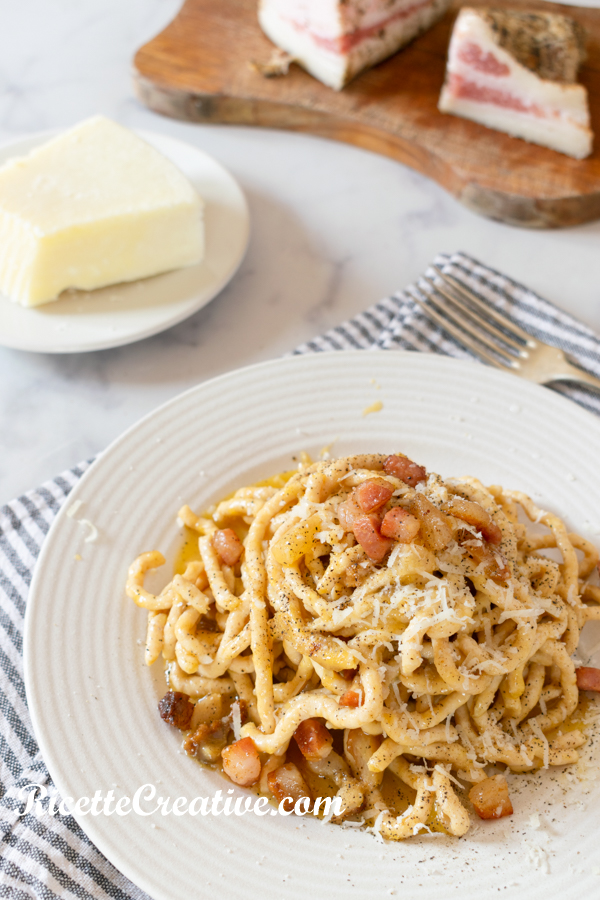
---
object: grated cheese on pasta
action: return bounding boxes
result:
[126,453,600,842]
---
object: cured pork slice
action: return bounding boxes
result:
[439,8,592,159]
[258,0,452,90]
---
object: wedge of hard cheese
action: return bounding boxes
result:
[439,8,593,160]
[258,0,452,90]
[0,116,204,307]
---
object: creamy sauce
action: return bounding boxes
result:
[548,694,595,738]
[174,469,298,575]
[174,526,202,575]
[362,400,383,416]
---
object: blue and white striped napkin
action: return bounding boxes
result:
[1,251,600,899]
[296,251,600,417]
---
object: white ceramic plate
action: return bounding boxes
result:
[24,352,600,900]
[0,130,249,353]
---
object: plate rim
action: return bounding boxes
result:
[28,348,600,480]
[23,350,600,900]
[0,127,250,354]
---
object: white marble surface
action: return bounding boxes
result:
[1,0,600,504]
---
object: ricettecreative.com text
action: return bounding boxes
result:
[16,783,343,819]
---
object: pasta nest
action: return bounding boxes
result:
[127,453,600,839]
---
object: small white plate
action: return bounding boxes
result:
[24,352,600,900]
[0,130,249,353]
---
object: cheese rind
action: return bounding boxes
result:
[0,116,204,307]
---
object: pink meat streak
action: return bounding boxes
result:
[448,73,546,118]
[288,0,435,55]
[457,41,509,77]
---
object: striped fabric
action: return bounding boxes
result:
[296,251,600,417]
[0,461,150,900]
[1,251,600,898]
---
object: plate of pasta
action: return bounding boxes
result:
[24,350,600,900]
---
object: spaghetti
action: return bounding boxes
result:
[126,453,600,839]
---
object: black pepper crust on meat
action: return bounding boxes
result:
[482,9,586,83]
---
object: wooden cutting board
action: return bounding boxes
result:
[134,0,600,228]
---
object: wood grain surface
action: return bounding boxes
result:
[133,0,600,228]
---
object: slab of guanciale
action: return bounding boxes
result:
[134,0,600,228]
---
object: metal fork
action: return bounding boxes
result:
[410,266,600,392]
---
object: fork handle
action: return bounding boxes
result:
[548,360,600,393]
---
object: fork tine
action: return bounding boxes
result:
[432,266,536,346]
[423,285,518,362]
[414,285,517,365]
[422,276,525,354]
[408,288,516,371]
